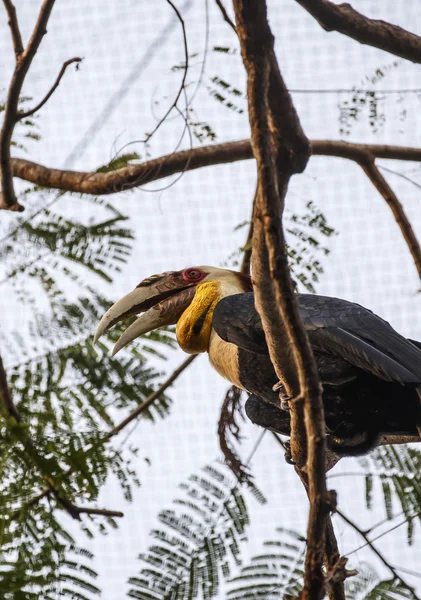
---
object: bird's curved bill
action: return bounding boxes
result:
[94,271,195,356]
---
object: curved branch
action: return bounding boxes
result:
[295,0,421,64]
[10,139,421,196]
[0,0,56,211]
[361,159,421,279]
[10,140,253,194]
[19,57,83,119]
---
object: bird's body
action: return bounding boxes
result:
[95,266,421,456]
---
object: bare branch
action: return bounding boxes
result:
[361,159,421,279]
[337,508,419,598]
[295,0,421,63]
[215,0,237,33]
[233,2,330,599]
[0,0,56,211]
[10,139,421,196]
[217,385,251,481]
[19,57,83,119]
[3,0,23,57]
[105,354,196,441]
[71,506,124,519]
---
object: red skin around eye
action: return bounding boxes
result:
[182,268,205,283]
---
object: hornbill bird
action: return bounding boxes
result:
[94,266,421,456]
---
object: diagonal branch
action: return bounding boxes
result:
[1,0,56,211]
[13,353,198,517]
[337,508,419,598]
[360,159,421,279]
[295,0,421,64]
[215,0,237,33]
[104,354,196,441]
[19,57,83,119]
[3,0,23,57]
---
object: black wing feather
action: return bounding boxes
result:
[213,292,421,384]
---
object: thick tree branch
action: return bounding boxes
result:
[233,2,330,598]
[1,0,56,211]
[10,139,421,194]
[19,57,83,119]
[295,0,421,64]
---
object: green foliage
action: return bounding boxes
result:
[285,201,336,293]
[338,60,402,136]
[345,564,417,600]
[0,505,100,600]
[128,464,264,600]
[226,528,305,600]
[0,97,179,597]
[1,96,41,152]
[359,445,421,543]
[226,201,336,293]
[207,76,245,115]
[96,152,141,173]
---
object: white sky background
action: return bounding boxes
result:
[1,0,421,597]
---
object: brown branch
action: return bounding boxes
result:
[19,57,83,119]
[361,159,421,279]
[10,138,421,196]
[104,354,196,441]
[294,0,421,64]
[217,385,251,481]
[70,506,124,519]
[10,139,253,194]
[0,0,56,211]
[3,0,23,57]
[233,2,330,599]
[337,508,418,598]
[215,0,237,33]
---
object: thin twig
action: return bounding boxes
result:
[215,0,236,33]
[140,0,189,144]
[361,158,421,280]
[337,508,419,599]
[3,0,23,56]
[19,57,83,119]
[104,354,196,441]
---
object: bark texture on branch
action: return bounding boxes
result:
[233,1,331,598]
[295,0,421,63]
[10,139,421,195]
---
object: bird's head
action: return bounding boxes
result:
[94,266,251,356]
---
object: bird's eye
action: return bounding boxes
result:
[183,268,203,282]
